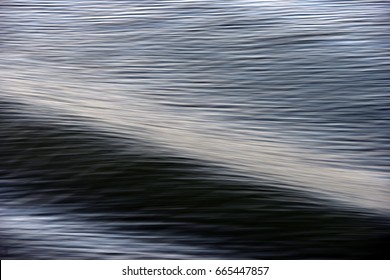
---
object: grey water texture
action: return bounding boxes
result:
[0,0,389,259]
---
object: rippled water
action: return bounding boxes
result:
[0,0,389,259]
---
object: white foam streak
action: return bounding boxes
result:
[1,61,389,214]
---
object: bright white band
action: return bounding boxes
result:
[1,260,389,280]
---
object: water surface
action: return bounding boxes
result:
[0,0,389,259]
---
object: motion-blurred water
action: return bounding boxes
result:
[0,0,389,259]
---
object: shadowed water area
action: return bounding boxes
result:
[0,0,389,259]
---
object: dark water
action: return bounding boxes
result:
[0,0,389,259]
